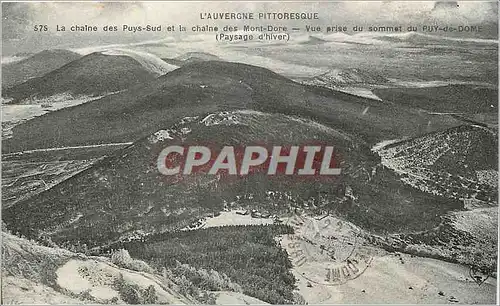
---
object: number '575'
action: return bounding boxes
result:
[34,25,48,31]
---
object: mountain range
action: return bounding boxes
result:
[3,60,463,153]
[2,47,497,304]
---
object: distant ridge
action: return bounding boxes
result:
[3,61,462,152]
[3,52,157,104]
[162,51,222,66]
[2,49,82,89]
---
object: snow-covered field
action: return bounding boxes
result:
[2,94,110,139]
[279,214,496,304]
[99,48,178,75]
[204,211,274,228]
[290,251,496,304]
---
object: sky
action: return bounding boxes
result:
[2,1,498,54]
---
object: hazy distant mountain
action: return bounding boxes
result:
[2,49,82,89]
[298,35,327,45]
[432,1,459,11]
[1,52,34,64]
[100,48,179,75]
[372,32,498,45]
[304,68,389,88]
[3,52,158,104]
[373,84,498,114]
[162,52,221,66]
[176,52,221,62]
[299,68,390,100]
[10,52,34,57]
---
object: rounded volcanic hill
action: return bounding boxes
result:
[2,49,82,90]
[3,52,158,103]
[175,51,221,63]
[162,52,221,67]
[3,110,461,249]
[2,110,366,247]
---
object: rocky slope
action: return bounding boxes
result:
[1,231,192,304]
[374,125,498,208]
[2,231,264,304]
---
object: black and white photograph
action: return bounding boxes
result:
[1,1,498,304]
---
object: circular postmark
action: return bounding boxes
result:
[284,213,374,285]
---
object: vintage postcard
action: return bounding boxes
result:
[1,1,498,304]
